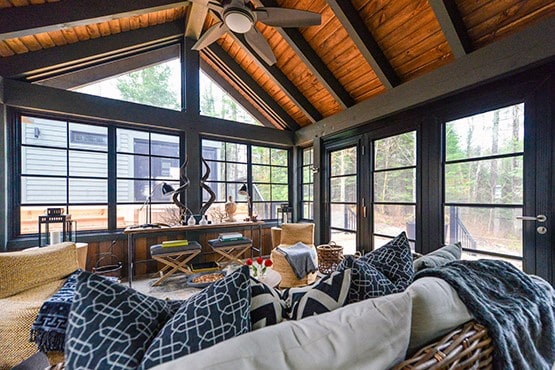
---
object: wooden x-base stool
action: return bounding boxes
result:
[208,238,253,266]
[150,241,202,286]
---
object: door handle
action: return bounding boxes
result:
[516,214,547,222]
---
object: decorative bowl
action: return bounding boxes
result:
[187,271,226,288]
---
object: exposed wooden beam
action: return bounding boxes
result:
[36,44,180,89]
[185,0,209,39]
[203,44,299,130]
[295,16,555,144]
[231,33,322,124]
[256,0,353,109]
[429,0,473,58]
[0,0,189,40]
[326,0,400,89]
[200,59,275,128]
[0,21,184,79]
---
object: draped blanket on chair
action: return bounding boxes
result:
[276,242,317,279]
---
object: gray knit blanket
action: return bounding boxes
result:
[415,260,555,370]
[276,242,317,279]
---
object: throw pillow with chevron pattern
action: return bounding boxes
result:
[282,269,351,320]
[250,277,287,330]
[338,231,414,303]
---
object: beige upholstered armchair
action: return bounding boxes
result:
[270,223,318,288]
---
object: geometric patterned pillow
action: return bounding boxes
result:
[250,277,287,330]
[282,269,351,320]
[64,271,175,370]
[138,266,252,369]
[337,232,413,303]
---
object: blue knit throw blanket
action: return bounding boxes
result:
[30,271,79,352]
[415,260,555,370]
[276,242,317,279]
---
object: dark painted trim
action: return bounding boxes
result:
[0,21,185,79]
[257,0,354,109]
[185,129,202,214]
[0,0,188,40]
[107,126,117,230]
[295,16,555,145]
[203,44,299,131]
[184,37,200,117]
[231,33,323,124]
[36,44,181,89]
[428,0,473,57]
[0,99,6,250]
[326,0,400,89]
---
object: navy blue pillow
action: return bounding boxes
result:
[337,232,413,303]
[65,271,175,370]
[139,266,252,369]
[250,277,287,330]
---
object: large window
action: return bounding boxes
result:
[444,103,524,268]
[201,139,289,221]
[300,147,314,221]
[17,114,182,235]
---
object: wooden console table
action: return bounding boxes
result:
[124,221,264,287]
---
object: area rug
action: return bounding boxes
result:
[131,274,201,301]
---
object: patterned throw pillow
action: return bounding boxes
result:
[139,266,252,369]
[250,277,287,330]
[65,271,175,370]
[283,269,351,320]
[337,232,414,303]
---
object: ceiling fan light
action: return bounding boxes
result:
[225,11,253,33]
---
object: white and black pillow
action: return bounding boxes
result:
[250,277,287,330]
[282,269,351,320]
[65,271,175,370]
[338,232,414,303]
[139,266,252,369]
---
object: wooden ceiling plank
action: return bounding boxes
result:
[230,32,322,124]
[325,0,400,89]
[185,1,208,39]
[19,35,42,51]
[428,0,473,57]
[203,44,300,130]
[257,0,353,109]
[0,0,189,40]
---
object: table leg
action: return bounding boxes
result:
[128,234,134,288]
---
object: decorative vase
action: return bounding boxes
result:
[187,215,196,225]
[199,215,208,225]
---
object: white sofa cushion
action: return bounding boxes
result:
[152,291,412,370]
[407,277,473,353]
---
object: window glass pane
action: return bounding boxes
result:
[374,235,415,251]
[445,103,524,161]
[302,202,313,219]
[461,251,522,270]
[374,169,416,202]
[117,204,143,228]
[374,131,416,170]
[254,183,271,201]
[22,147,67,176]
[117,154,149,178]
[69,151,107,177]
[202,140,225,160]
[151,181,180,202]
[252,202,277,220]
[252,165,270,182]
[252,146,270,164]
[69,123,108,150]
[21,116,67,147]
[445,157,523,204]
[151,157,180,180]
[374,204,416,239]
[69,206,108,231]
[206,161,225,181]
[331,229,357,255]
[271,148,287,166]
[330,147,356,176]
[303,147,313,165]
[116,129,149,154]
[226,183,243,202]
[151,133,179,157]
[330,176,356,202]
[444,206,522,257]
[226,163,248,181]
[69,179,107,203]
[271,167,288,183]
[225,142,247,162]
[22,177,67,204]
[205,182,226,202]
[117,179,149,203]
[302,184,313,201]
[271,185,288,201]
[303,167,312,183]
[330,204,357,231]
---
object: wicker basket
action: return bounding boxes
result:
[317,242,343,274]
[392,321,493,370]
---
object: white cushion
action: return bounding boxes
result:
[407,277,473,353]
[152,291,412,370]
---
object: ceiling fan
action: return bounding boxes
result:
[190,0,321,65]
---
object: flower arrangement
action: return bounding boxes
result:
[245,257,273,278]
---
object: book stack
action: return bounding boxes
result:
[161,239,189,248]
[218,232,244,242]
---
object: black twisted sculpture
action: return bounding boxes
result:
[171,157,191,220]
[199,157,216,216]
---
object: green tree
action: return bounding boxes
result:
[116,64,180,110]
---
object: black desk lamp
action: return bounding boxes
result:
[135,182,175,228]
[238,183,252,220]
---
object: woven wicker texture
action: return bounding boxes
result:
[0,242,78,298]
[0,279,64,369]
[392,321,493,370]
[317,242,344,274]
[279,223,314,245]
[271,247,318,288]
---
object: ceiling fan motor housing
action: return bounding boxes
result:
[223,1,256,33]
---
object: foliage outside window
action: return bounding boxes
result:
[300,147,314,221]
[201,139,289,222]
[444,103,524,268]
[329,146,357,254]
[373,131,416,249]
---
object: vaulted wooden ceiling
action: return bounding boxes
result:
[0,0,553,131]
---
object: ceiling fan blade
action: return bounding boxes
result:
[245,27,277,65]
[254,7,321,28]
[188,0,223,13]
[192,22,229,50]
